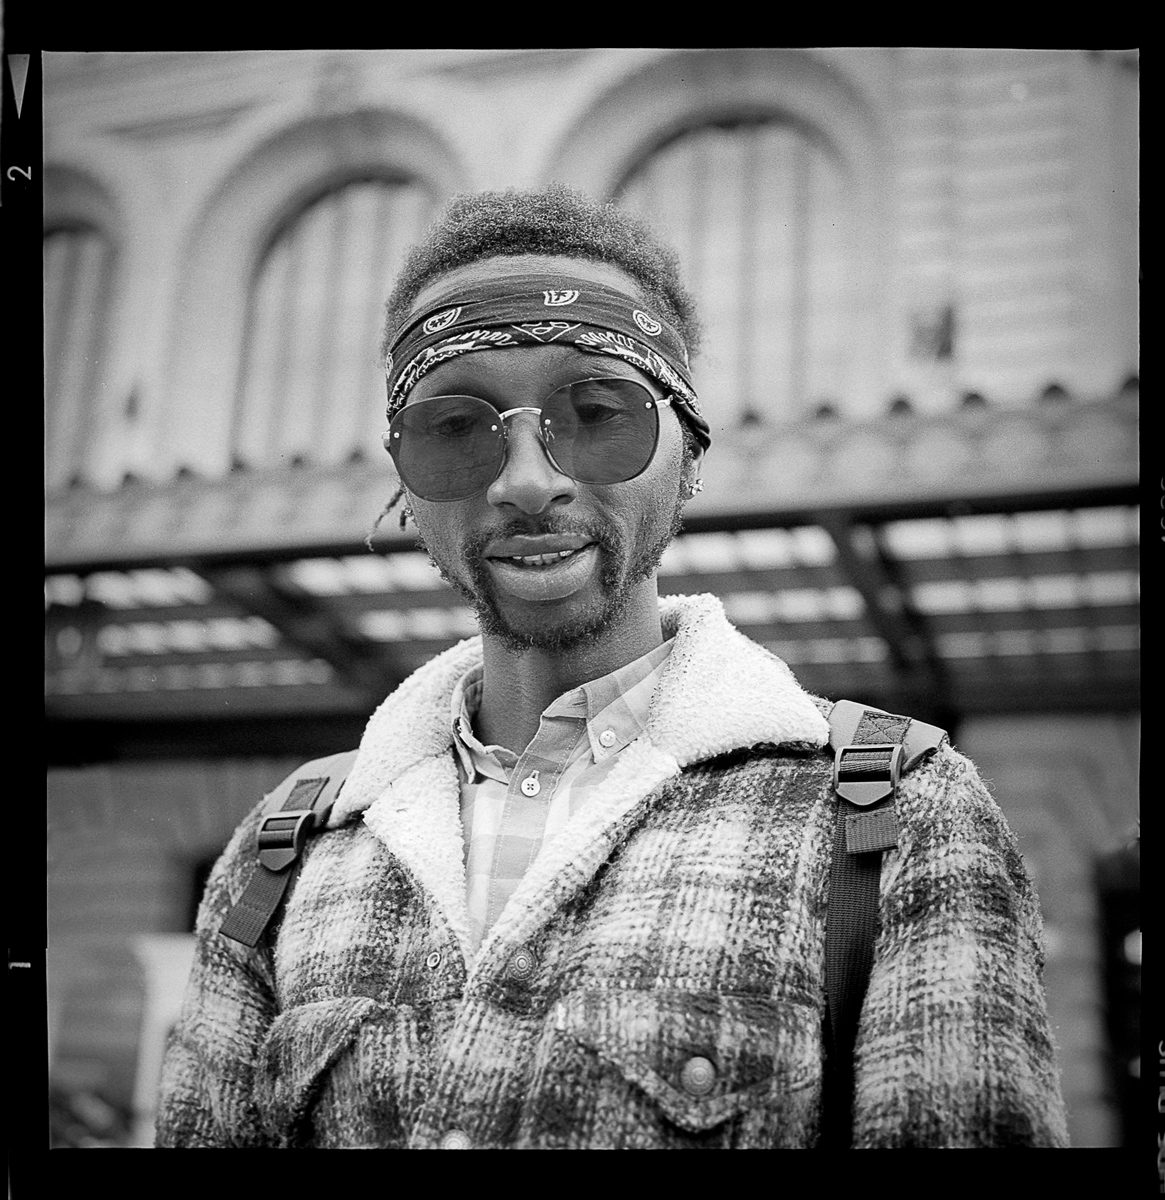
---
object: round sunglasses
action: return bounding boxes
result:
[384,376,673,502]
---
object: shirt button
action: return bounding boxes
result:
[440,1129,472,1150]
[507,946,537,982]
[679,1055,717,1097]
[520,771,541,797]
[425,950,442,970]
[598,728,617,748]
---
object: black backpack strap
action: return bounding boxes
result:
[219,749,358,948]
[820,700,946,1148]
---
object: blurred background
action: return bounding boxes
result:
[43,47,1139,1148]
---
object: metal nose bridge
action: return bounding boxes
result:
[490,406,559,478]
[493,405,546,424]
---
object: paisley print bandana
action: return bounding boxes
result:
[384,274,710,450]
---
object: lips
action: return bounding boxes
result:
[484,541,600,602]
[485,534,593,562]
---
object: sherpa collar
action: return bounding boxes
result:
[335,591,828,826]
[331,592,830,970]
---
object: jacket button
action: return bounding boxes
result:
[440,1129,472,1150]
[679,1055,717,1097]
[425,950,442,969]
[507,947,537,982]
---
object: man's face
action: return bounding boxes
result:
[399,256,696,654]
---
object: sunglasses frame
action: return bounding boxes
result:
[385,377,674,502]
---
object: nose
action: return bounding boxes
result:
[486,411,577,514]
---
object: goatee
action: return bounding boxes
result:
[418,489,686,654]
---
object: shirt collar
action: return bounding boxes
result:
[449,665,512,782]
[449,637,675,775]
[571,637,673,760]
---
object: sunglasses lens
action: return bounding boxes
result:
[543,378,660,484]
[388,396,502,500]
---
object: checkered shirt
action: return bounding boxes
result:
[451,638,674,955]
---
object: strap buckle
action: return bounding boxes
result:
[257,809,317,872]
[833,743,903,808]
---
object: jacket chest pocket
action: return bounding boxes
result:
[522,990,822,1149]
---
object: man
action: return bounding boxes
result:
[155,185,1068,1149]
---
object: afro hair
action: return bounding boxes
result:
[380,184,702,359]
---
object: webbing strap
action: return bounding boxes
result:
[821,707,910,1149]
[219,775,330,948]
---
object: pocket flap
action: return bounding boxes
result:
[255,995,380,1141]
[559,990,816,1133]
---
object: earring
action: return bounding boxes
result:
[687,478,704,498]
[399,501,414,530]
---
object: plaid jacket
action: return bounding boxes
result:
[155,593,1068,1149]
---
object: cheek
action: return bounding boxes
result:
[638,428,685,513]
[602,441,683,537]
[410,502,462,562]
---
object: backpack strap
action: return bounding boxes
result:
[820,701,946,1148]
[219,749,359,948]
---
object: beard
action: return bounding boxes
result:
[417,482,688,654]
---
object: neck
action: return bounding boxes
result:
[474,581,664,753]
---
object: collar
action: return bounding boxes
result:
[449,638,675,781]
[333,592,830,827]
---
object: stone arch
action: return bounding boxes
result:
[543,48,891,418]
[161,107,468,479]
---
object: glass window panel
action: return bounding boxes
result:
[775,589,825,621]
[45,575,87,607]
[822,587,865,620]
[616,116,851,422]
[973,577,1027,610]
[339,555,399,592]
[284,559,350,596]
[912,580,975,613]
[1027,574,1079,607]
[361,610,410,641]
[789,525,837,565]
[993,629,1040,655]
[235,177,439,470]
[167,621,209,652]
[44,227,116,489]
[1070,506,1139,548]
[384,552,445,590]
[1096,626,1139,652]
[881,519,951,560]
[1082,571,1139,605]
[1041,628,1089,654]
[948,514,1011,554]
[84,572,138,608]
[681,532,742,572]
[733,529,797,569]
[937,631,992,658]
[722,592,778,625]
[1009,509,1072,551]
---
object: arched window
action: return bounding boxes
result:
[44,224,117,489]
[232,174,438,470]
[615,117,854,426]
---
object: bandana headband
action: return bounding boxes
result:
[384,274,710,450]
